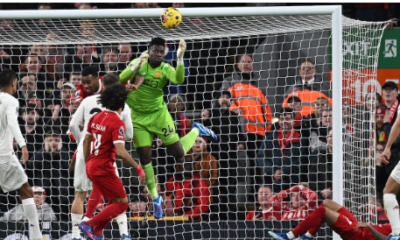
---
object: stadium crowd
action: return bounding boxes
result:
[0,2,397,227]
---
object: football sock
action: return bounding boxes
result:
[85,186,102,219]
[384,193,400,235]
[179,128,199,154]
[86,202,129,236]
[22,198,43,240]
[292,206,326,237]
[71,213,83,238]
[142,163,158,198]
[116,213,129,236]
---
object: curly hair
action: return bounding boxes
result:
[97,84,127,111]
[149,37,165,48]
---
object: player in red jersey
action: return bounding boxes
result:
[78,84,145,240]
[269,199,391,240]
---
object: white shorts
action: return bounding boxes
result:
[391,161,400,184]
[74,148,92,192]
[0,155,28,193]
[74,148,120,192]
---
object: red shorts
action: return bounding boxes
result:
[331,207,361,240]
[88,173,127,201]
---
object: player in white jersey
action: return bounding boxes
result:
[0,70,47,240]
[69,73,135,240]
[382,82,400,240]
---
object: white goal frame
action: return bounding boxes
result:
[0,5,343,239]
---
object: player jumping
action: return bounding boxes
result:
[119,37,217,219]
[0,70,47,240]
[69,71,143,240]
[268,199,391,240]
[79,84,145,240]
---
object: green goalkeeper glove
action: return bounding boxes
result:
[177,39,186,65]
[131,51,149,73]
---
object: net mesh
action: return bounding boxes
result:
[0,12,388,239]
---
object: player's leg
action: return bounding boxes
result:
[71,150,91,239]
[81,175,129,238]
[84,184,103,220]
[269,200,340,240]
[384,174,400,238]
[18,182,44,240]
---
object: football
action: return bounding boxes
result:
[160,7,182,29]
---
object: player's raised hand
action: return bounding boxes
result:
[131,51,149,72]
[382,148,391,165]
[21,146,29,164]
[177,39,186,64]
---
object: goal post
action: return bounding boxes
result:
[0,5,389,240]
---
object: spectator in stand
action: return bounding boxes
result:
[380,81,400,174]
[0,186,57,221]
[308,128,333,201]
[19,104,44,160]
[26,92,52,124]
[78,3,97,9]
[310,107,332,154]
[20,45,46,71]
[27,128,72,220]
[271,169,290,192]
[50,83,75,133]
[100,46,124,75]
[358,196,388,222]
[165,156,210,220]
[246,186,281,220]
[168,94,191,137]
[354,3,388,21]
[285,95,311,138]
[373,141,389,193]
[17,76,41,107]
[45,32,68,80]
[130,195,148,217]
[19,54,50,97]
[68,72,82,88]
[118,43,133,68]
[65,43,101,74]
[269,184,318,220]
[309,97,330,129]
[257,107,307,184]
[285,59,331,98]
[201,90,246,217]
[362,91,383,121]
[191,137,218,189]
[131,2,147,8]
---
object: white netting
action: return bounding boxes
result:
[0,10,387,239]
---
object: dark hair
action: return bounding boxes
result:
[0,70,16,88]
[27,53,43,64]
[287,96,301,104]
[236,54,253,64]
[365,91,382,104]
[103,73,120,88]
[322,106,333,115]
[149,37,166,48]
[44,128,62,138]
[299,58,315,66]
[98,84,127,111]
[130,194,147,203]
[279,107,295,120]
[70,72,81,76]
[81,66,99,77]
[102,46,119,55]
[377,141,386,149]
[21,104,40,116]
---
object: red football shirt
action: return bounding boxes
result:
[75,76,103,99]
[86,110,125,176]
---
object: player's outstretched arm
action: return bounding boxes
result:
[120,51,149,83]
[83,133,92,163]
[168,39,186,85]
[115,142,145,184]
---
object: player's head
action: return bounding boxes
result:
[148,37,166,66]
[103,73,120,89]
[0,70,18,94]
[81,66,99,96]
[98,84,127,112]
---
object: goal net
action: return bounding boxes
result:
[0,7,388,239]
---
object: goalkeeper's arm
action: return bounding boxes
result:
[168,39,187,84]
[120,51,149,83]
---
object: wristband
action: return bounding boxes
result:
[136,165,145,177]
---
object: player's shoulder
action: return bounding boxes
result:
[0,93,18,105]
[162,62,175,71]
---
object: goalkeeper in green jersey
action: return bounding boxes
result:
[120,37,217,219]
